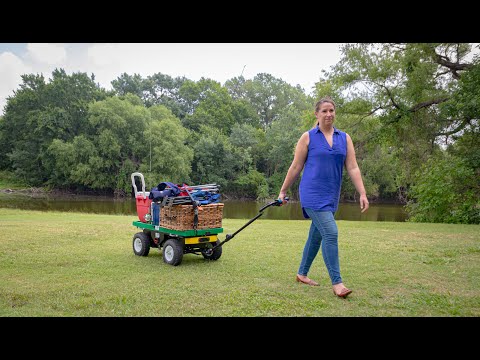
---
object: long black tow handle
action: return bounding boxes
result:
[205,197,289,254]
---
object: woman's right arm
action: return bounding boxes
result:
[278,131,309,202]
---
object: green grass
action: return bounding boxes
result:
[0,208,478,317]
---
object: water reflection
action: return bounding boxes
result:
[0,193,407,221]
[223,200,408,222]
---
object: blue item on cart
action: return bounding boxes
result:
[152,203,160,225]
[191,190,221,205]
[149,182,181,201]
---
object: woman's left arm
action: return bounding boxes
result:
[345,133,369,213]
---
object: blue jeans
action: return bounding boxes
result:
[298,209,342,285]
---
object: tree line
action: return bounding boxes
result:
[0,43,478,224]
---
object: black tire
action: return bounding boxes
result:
[202,240,222,261]
[133,232,150,256]
[162,239,184,266]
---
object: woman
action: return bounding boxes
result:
[278,96,369,298]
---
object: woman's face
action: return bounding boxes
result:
[315,102,336,126]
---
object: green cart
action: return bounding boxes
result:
[131,172,286,266]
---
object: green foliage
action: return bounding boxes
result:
[190,127,240,190]
[242,73,311,129]
[111,73,144,98]
[47,138,82,187]
[229,123,260,174]
[453,61,480,119]
[0,69,108,186]
[406,152,480,224]
[229,123,259,148]
[140,105,193,185]
[265,106,304,177]
[313,78,344,107]
[267,171,301,200]
[229,98,262,128]
[45,96,152,193]
[0,170,29,189]
[233,169,269,199]
[336,108,398,200]
[256,181,270,200]
[448,129,480,171]
[324,43,478,207]
[112,72,189,119]
[183,88,236,134]
[178,77,223,116]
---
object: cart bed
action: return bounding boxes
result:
[132,221,223,237]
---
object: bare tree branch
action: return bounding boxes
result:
[410,97,450,112]
[435,118,472,136]
[434,53,472,80]
[368,80,402,110]
[343,106,384,129]
[434,70,450,79]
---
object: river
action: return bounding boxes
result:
[0,192,407,221]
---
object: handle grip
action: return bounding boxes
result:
[131,172,147,199]
[275,196,289,206]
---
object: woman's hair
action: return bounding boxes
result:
[315,96,336,112]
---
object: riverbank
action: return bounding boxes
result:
[0,186,116,197]
[0,170,405,203]
[0,186,405,205]
[1,208,478,317]
[0,191,408,221]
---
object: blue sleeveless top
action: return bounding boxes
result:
[299,126,347,218]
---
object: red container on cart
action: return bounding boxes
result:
[131,172,152,223]
[136,194,152,223]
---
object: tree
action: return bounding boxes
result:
[139,105,193,186]
[322,43,479,204]
[190,126,241,190]
[242,73,311,130]
[181,78,260,136]
[0,69,108,185]
[47,94,150,193]
[264,106,304,198]
[406,152,479,224]
[111,72,190,120]
[111,73,144,99]
[142,73,188,117]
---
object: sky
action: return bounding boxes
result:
[0,43,344,115]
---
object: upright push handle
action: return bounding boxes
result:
[131,172,147,199]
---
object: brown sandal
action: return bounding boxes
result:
[296,275,319,286]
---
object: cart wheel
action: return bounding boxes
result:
[202,240,222,261]
[162,239,184,266]
[133,232,150,256]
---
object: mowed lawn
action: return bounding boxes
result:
[0,208,478,317]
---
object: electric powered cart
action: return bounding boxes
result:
[131,172,287,266]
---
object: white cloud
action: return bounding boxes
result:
[26,43,67,65]
[82,43,343,93]
[0,43,344,115]
[0,52,32,113]
[87,43,120,67]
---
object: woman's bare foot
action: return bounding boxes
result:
[332,283,352,298]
